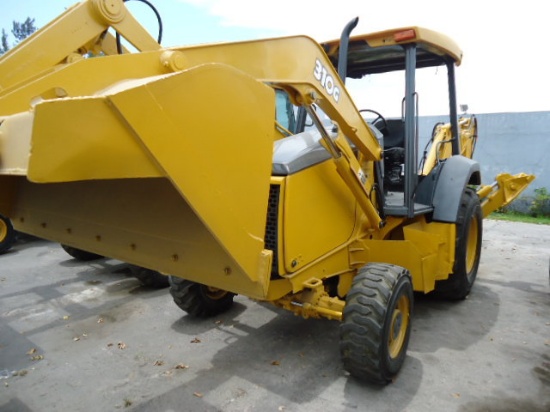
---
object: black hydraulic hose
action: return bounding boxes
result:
[116,0,163,54]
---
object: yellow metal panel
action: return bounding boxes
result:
[107,63,275,285]
[360,240,426,291]
[282,160,357,273]
[8,178,269,299]
[265,279,293,301]
[403,220,455,290]
[355,220,455,293]
[28,97,162,182]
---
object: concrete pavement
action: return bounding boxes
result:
[1,220,549,411]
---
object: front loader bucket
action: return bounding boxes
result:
[0,63,276,299]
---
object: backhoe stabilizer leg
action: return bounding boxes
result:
[478,173,535,218]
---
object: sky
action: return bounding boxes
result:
[2,0,549,115]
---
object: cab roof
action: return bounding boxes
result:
[322,26,463,78]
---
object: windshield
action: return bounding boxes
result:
[346,66,451,119]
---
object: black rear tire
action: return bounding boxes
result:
[434,188,482,299]
[0,214,16,254]
[61,244,103,261]
[340,263,413,384]
[169,276,235,318]
[129,265,170,288]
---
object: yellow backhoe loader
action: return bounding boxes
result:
[0,0,534,384]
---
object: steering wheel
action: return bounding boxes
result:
[359,109,388,136]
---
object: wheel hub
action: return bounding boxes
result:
[388,295,410,359]
[0,220,6,240]
[391,311,403,340]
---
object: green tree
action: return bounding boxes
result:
[0,17,37,55]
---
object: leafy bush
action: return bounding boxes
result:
[530,187,550,217]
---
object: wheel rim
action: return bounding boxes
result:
[0,219,7,242]
[465,214,479,274]
[203,286,228,300]
[388,294,410,359]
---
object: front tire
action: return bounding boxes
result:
[0,214,16,254]
[340,263,413,384]
[169,276,235,318]
[434,188,482,299]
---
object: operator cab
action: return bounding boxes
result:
[320,26,464,218]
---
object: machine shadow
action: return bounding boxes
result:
[135,299,426,411]
[410,283,500,353]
